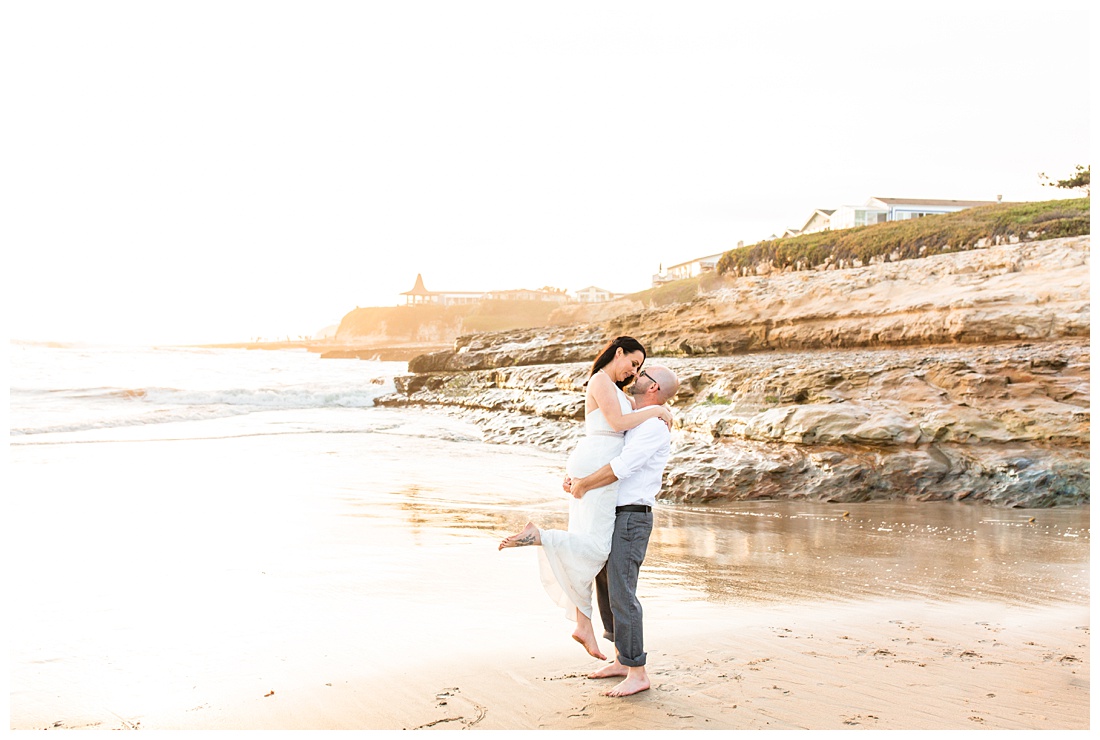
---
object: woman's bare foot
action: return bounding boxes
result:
[498,522,541,550]
[603,667,650,697]
[571,630,607,661]
[571,612,607,661]
[588,660,628,679]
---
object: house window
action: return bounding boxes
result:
[855,210,887,227]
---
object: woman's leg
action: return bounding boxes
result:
[571,607,607,661]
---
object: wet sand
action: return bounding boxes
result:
[8,408,1090,730]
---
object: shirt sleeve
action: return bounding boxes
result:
[609,419,669,481]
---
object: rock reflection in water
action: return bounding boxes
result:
[346,474,1088,608]
[646,501,1089,606]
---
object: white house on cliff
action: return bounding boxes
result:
[798,209,836,235]
[574,286,623,303]
[649,195,1001,287]
[799,197,999,233]
[651,251,725,286]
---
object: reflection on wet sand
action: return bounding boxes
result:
[341,485,564,539]
[648,501,1089,606]
[343,480,1089,608]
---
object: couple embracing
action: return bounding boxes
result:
[500,336,680,698]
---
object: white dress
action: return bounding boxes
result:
[538,387,632,620]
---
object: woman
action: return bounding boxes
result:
[498,336,672,659]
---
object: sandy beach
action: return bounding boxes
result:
[14,570,1089,730]
[8,401,1089,731]
[132,598,1085,732]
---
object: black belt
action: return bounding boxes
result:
[616,505,651,513]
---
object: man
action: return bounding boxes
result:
[567,364,679,698]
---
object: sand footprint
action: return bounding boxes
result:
[539,671,589,681]
[842,714,879,726]
[567,703,590,718]
[409,687,486,730]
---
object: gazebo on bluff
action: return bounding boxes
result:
[400,274,484,306]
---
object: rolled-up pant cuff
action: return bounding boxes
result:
[601,629,646,666]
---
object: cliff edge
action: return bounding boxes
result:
[378,236,1090,508]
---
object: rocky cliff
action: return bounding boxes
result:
[377,236,1090,508]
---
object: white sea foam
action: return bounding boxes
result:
[9,405,248,436]
[133,383,394,410]
[9,343,404,438]
[10,386,396,436]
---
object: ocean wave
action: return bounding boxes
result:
[15,382,393,406]
[139,384,394,409]
[9,406,249,436]
[10,380,397,436]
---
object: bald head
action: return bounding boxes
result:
[646,365,680,404]
[631,364,679,407]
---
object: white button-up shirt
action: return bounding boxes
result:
[608,416,671,507]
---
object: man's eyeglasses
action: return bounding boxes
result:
[638,369,659,391]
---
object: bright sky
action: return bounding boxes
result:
[4,0,1092,345]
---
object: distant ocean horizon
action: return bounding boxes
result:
[9,342,405,439]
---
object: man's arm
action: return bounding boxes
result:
[609,419,668,479]
[569,464,618,499]
[569,418,669,499]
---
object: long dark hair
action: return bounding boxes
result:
[589,336,647,389]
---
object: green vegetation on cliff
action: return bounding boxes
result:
[628,271,727,307]
[716,198,1090,275]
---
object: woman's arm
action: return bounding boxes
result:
[588,372,671,431]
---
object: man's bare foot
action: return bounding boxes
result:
[588,661,628,679]
[603,668,650,697]
[571,617,606,661]
[498,522,541,550]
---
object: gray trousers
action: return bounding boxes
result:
[594,510,653,667]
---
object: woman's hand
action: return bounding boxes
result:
[656,405,674,430]
[562,475,573,494]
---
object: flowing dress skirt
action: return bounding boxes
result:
[538,432,623,620]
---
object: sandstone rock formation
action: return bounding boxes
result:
[378,237,1090,508]
[413,236,1089,370]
